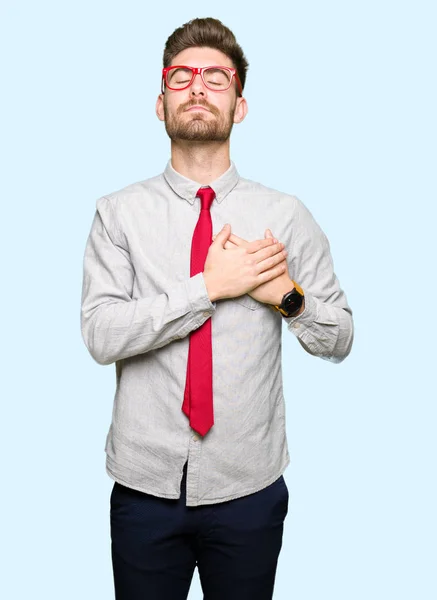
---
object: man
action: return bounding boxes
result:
[81,16,353,600]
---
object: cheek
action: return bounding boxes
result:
[164,93,183,116]
[213,99,233,117]
[222,96,237,115]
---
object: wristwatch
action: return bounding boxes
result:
[271,281,305,317]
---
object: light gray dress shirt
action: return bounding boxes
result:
[80,159,354,506]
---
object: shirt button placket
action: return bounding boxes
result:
[186,430,202,506]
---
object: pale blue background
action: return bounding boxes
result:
[2,0,436,598]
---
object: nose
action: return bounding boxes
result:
[190,72,206,96]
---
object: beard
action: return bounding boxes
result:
[163,98,236,142]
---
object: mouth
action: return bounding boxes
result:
[185,105,210,112]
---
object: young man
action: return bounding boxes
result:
[81,17,353,600]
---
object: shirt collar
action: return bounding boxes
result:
[163,159,240,204]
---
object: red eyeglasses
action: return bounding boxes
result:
[161,65,243,95]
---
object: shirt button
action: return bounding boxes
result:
[203,311,211,317]
[293,323,301,330]
[192,434,200,442]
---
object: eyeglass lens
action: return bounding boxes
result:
[167,68,232,90]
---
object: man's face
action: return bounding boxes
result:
[156,46,247,142]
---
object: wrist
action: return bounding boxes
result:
[273,279,296,306]
[203,272,220,303]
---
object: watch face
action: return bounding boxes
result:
[284,296,295,308]
[283,290,303,314]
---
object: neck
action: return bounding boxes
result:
[170,140,231,185]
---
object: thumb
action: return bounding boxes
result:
[265,228,274,239]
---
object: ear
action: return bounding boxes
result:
[156,94,165,122]
[233,96,248,124]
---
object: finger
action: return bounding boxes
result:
[212,234,237,248]
[265,229,278,242]
[248,237,277,253]
[212,224,232,245]
[228,233,246,246]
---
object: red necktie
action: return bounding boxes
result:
[182,186,215,436]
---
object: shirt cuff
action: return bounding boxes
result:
[185,272,217,315]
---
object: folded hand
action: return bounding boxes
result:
[211,228,294,306]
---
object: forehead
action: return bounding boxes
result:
[170,46,234,68]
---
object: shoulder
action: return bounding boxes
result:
[93,173,165,243]
[235,174,304,211]
[96,172,165,211]
[236,174,325,236]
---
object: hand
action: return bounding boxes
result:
[203,224,289,302]
[211,228,295,306]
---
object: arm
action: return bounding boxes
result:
[281,197,354,363]
[80,196,216,365]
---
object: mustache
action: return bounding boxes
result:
[178,100,219,117]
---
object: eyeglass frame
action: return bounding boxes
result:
[161,65,243,96]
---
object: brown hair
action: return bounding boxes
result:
[163,17,249,94]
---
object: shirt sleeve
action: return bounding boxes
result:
[80,196,216,365]
[281,196,354,363]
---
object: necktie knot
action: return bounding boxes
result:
[196,186,216,211]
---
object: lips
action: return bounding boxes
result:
[185,105,209,112]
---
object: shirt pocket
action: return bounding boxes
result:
[233,294,264,310]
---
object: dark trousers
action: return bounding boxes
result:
[110,461,289,599]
